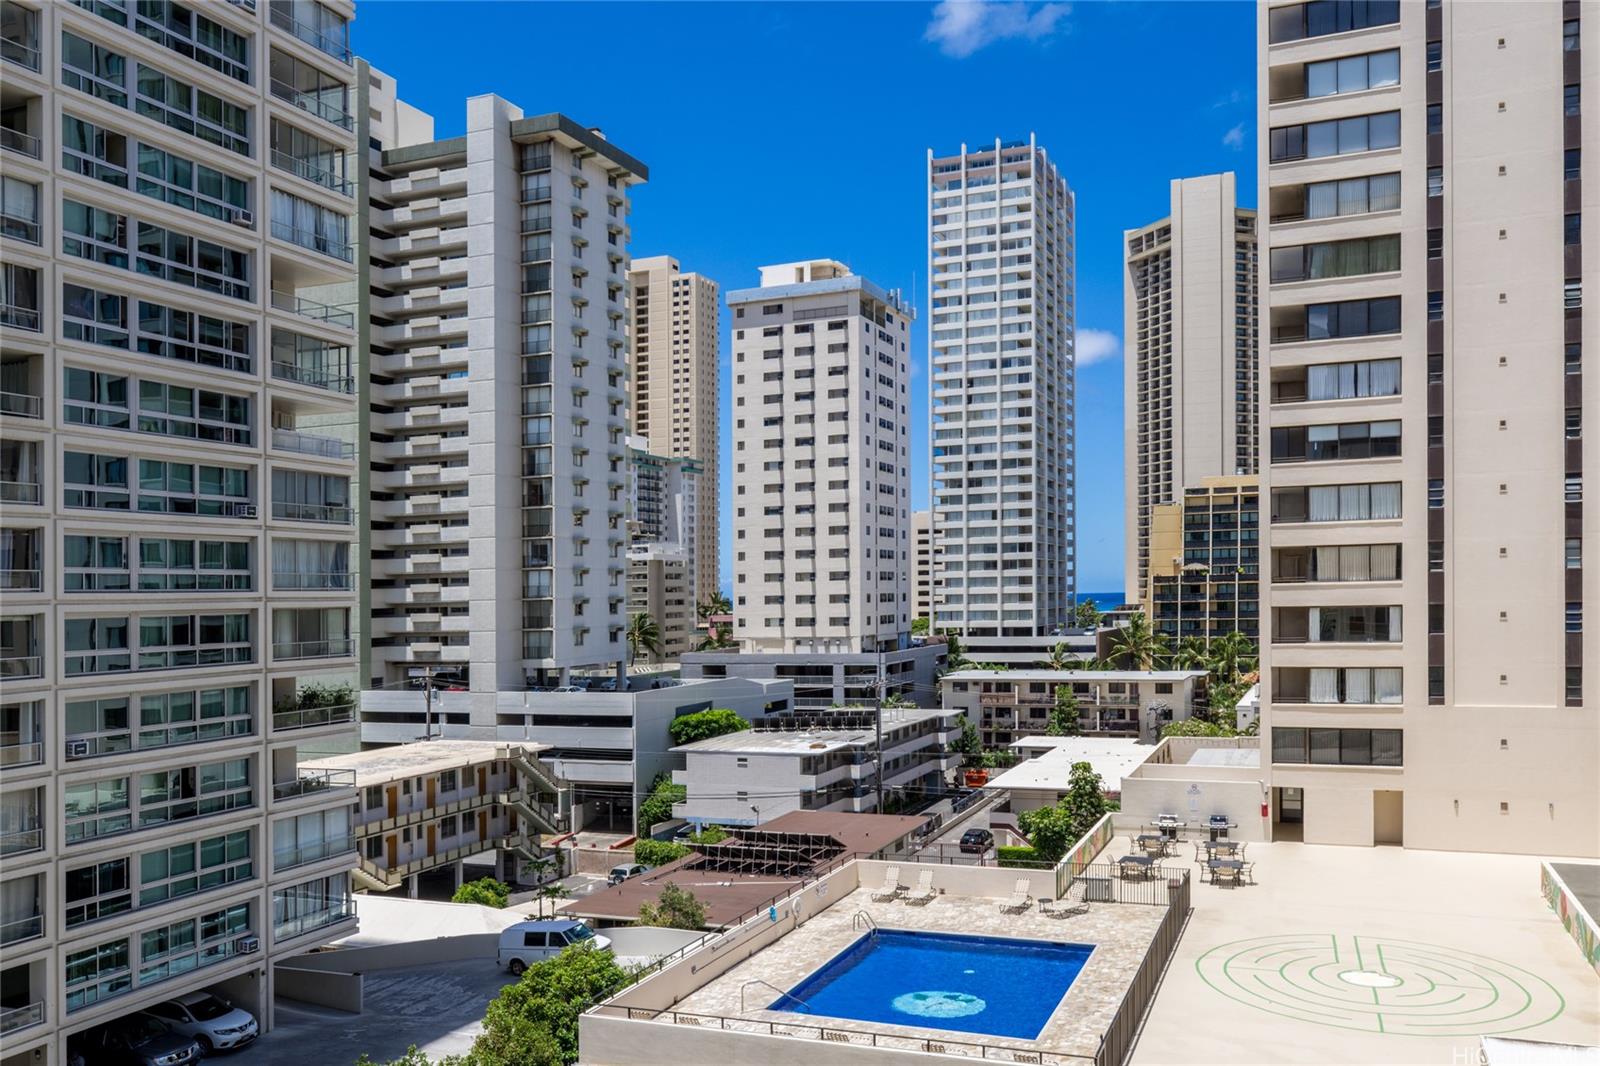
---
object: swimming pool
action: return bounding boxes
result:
[771,929,1094,1040]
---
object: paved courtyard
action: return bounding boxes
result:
[1129,839,1600,1065]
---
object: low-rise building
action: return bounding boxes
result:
[301,740,560,896]
[941,668,1209,746]
[1115,735,1268,842]
[982,735,1153,813]
[679,644,944,709]
[671,708,963,826]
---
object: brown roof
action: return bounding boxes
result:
[564,811,929,929]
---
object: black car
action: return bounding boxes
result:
[78,1015,202,1066]
[959,828,994,854]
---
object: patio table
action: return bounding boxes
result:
[1118,854,1156,880]
[1208,858,1244,886]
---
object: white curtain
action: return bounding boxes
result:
[1340,545,1370,581]
[1388,606,1403,641]
[1370,544,1400,581]
[1374,668,1403,703]
[1307,607,1322,641]
[1370,482,1402,519]
[1310,486,1339,522]
[1368,359,1402,396]
[1308,364,1340,401]
[1309,668,1340,704]
[1344,668,1373,704]
[0,874,38,931]
[1314,546,1342,581]
[1337,484,1367,520]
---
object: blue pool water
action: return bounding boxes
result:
[772,930,1093,1040]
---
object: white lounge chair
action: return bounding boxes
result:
[999,878,1032,914]
[904,869,936,905]
[1040,897,1089,919]
[870,865,904,901]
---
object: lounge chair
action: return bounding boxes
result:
[1040,897,1089,919]
[870,865,903,901]
[999,878,1032,913]
[904,869,936,905]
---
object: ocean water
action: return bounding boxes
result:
[1076,591,1127,612]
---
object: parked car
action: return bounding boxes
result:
[496,919,612,975]
[144,992,258,1054]
[551,685,585,693]
[80,1015,203,1066]
[607,862,653,885]
[959,828,995,854]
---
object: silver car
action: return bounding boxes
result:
[144,993,258,1054]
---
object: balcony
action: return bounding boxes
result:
[273,834,356,873]
[0,912,41,947]
[0,123,37,159]
[271,219,354,263]
[273,699,354,731]
[0,387,40,418]
[272,638,354,661]
[269,6,352,64]
[0,654,41,680]
[272,358,354,394]
[0,824,41,857]
[274,897,356,941]
[1,3,39,73]
[272,570,352,591]
[272,501,353,524]
[271,147,354,197]
[0,738,41,768]
[271,290,355,329]
[272,766,356,802]
[0,1000,43,1037]
[273,426,354,460]
[269,51,353,131]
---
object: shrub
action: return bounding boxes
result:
[634,838,689,867]
[635,773,686,835]
[637,883,706,930]
[452,877,511,908]
[667,708,750,746]
[996,845,1041,868]
[1161,717,1238,739]
[687,824,728,844]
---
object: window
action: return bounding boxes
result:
[1429,541,1444,572]
[1272,726,1403,766]
[62,200,128,268]
[61,283,129,349]
[1566,84,1581,117]
[65,857,131,927]
[1565,19,1580,52]
[1567,475,1584,503]
[1567,279,1583,309]
[1426,40,1442,72]
[1301,173,1400,220]
[64,775,131,843]
[65,938,132,1012]
[1299,359,1401,401]
[1427,228,1443,260]
[139,829,252,906]
[1268,0,1400,43]
[1426,104,1442,135]
[1567,538,1582,569]
[0,175,40,244]
[1270,235,1399,282]
[1428,479,1444,509]
[136,143,250,222]
[1567,149,1581,180]
[1568,603,1584,633]
[135,220,252,302]
[1304,49,1399,98]
[1427,167,1444,197]
[1567,667,1582,702]
[1269,111,1400,162]
[1296,666,1403,704]
[61,31,127,106]
[270,189,352,261]
[1272,421,1401,463]
[134,64,250,155]
[0,262,40,331]
[1568,408,1583,440]
[1305,296,1402,340]
[62,113,129,186]
[1567,213,1582,246]
[1427,291,1444,321]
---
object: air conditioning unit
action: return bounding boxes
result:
[234,935,260,954]
[65,739,90,758]
[230,503,257,518]
[228,208,254,228]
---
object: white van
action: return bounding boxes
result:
[496,919,611,975]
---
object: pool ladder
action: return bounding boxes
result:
[741,978,814,1014]
[852,910,878,932]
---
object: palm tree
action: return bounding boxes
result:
[697,593,731,622]
[940,632,974,674]
[627,612,664,666]
[1044,640,1076,670]
[695,622,735,651]
[1105,614,1169,671]
[1206,630,1258,686]
[1171,636,1210,671]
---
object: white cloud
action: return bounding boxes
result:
[1222,122,1247,150]
[1076,328,1119,367]
[925,1,1071,59]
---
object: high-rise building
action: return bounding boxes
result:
[0,0,362,1052]
[1258,0,1597,855]
[356,83,647,711]
[1146,475,1260,645]
[627,436,699,660]
[726,259,914,654]
[627,255,719,608]
[911,508,932,626]
[1123,173,1260,606]
[928,136,1076,639]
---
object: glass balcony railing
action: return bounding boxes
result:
[272,700,354,731]
[0,740,42,768]
[0,654,42,679]
[269,7,352,63]
[271,501,353,524]
[272,638,354,660]
[0,825,43,857]
[271,360,354,393]
[0,1000,43,1036]
[271,291,354,329]
[0,912,42,947]
[270,149,354,197]
[0,126,39,159]
[273,834,356,872]
[272,571,352,591]
[270,220,354,263]
[269,79,352,130]
[1,32,40,72]
[272,766,355,801]
[274,898,356,940]
[0,390,43,418]
[272,427,354,460]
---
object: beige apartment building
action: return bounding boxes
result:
[1259,0,1599,856]
[627,255,719,608]
[726,259,914,655]
[1146,474,1261,645]
[911,508,932,626]
[1124,173,1260,606]
[627,436,699,660]
[0,0,364,1057]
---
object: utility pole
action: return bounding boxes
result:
[419,665,436,741]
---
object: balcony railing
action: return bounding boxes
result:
[269,79,353,130]
[0,302,41,332]
[272,766,356,801]
[272,638,354,661]
[271,501,353,524]
[0,825,43,856]
[0,1000,43,1036]
[273,427,354,460]
[0,126,40,158]
[273,700,354,731]
[274,833,356,872]
[0,211,40,245]
[274,898,357,941]
[269,8,352,63]
[270,149,354,197]
[0,741,42,768]
[270,220,354,263]
[1,34,40,72]
[272,571,352,591]
[272,360,354,393]
[0,655,42,679]
[0,912,42,946]
[271,290,355,329]
[0,568,41,591]
[0,390,41,418]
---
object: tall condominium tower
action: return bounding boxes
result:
[627,255,719,608]
[1259,0,1597,855]
[1123,173,1260,607]
[726,260,914,654]
[0,0,362,1053]
[627,436,700,660]
[928,136,1076,639]
[357,83,646,707]
[911,508,933,626]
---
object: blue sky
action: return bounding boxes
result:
[353,1,1258,595]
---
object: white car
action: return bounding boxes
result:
[144,993,258,1054]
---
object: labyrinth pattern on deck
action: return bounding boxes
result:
[1195,934,1567,1037]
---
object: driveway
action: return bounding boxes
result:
[233,959,516,1065]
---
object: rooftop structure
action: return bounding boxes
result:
[982,736,1153,807]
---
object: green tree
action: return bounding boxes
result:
[1062,760,1109,840]
[636,883,706,930]
[940,632,973,673]
[1171,635,1210,671]
[626,613,664,666]
[636,773,686,834]
[1206,630,1258,686]
[948,716,981,766]
[1073,598,1101,630]
[975,661,1010,672]
[452,877,511,909]
[1044,640,1076,670]
[881,691,916,710]
[667,707,750,746]
[687,824,728,844]
[1105,614,1169,670]
[695,622,736,651]
[911,616,930,635]
[1161,717,1238,739]
[471,944,628,1066]
[634,838,690,866]
[1046,685,1080,737]
[1017,803,1076,864]
[697,593,731,622]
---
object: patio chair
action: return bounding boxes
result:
[999,878,1032,914]
[905,869,936,905]
[1040,896,1089,919]
[1242,862,1256,885]
[870,865,903,902]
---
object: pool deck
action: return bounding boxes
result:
[672,879,1166,1059]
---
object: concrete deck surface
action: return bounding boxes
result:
[1130,839,1600,1066]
